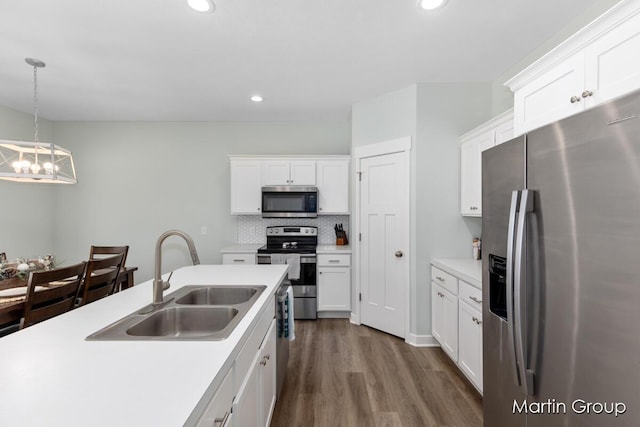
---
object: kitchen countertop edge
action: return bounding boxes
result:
[431,258,482,289]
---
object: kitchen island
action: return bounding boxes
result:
[0,264,288,427]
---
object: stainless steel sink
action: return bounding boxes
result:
[126,306,239,338]
[175,286,260,305]
[86,285,266,341]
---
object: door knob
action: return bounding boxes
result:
[395,251,403,258]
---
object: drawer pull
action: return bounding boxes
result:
[435,276,445,282]
[214,411,231,427]
[232,259,246,262]
[469,296,482,304]
[328,260,340,263]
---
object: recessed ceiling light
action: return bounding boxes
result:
[417,0,447,10]
[188,0,215,13]
[250,95,264,102]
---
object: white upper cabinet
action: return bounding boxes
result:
[584,11,640,108]
[230,160,262,215]
[262,160,316,186]
[316,160,350,214]
[229,155,350,215]
[507,2,640,135]
[460,109,513,217]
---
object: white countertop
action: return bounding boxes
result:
[431,258,482,289]
[220,243,263,253]
[0,264,288,427]
[221,243,352,254]
[316,244,352,254]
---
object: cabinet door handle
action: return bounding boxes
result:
[469,296,482,304]
[570,95,581,104]
[214,411,231,427]
[436,276,445,282]
[260,357,267,366]
[437,292,444,298]
[581,90,593,98]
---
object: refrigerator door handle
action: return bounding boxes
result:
[515,189,535,396]
[506,190,521,387]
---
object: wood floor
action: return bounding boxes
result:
[270,319,483,427]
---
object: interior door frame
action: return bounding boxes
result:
[352,136,411,340]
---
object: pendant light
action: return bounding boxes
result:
[0,58,77,184]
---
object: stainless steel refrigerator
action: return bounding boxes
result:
[482,89,640,427]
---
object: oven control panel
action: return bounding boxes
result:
[266,226,318,236]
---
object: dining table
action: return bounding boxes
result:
[0,266,137,329]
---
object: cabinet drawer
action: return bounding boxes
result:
[459,280,482,311]
[431,266,458,295]
[195,368,233,427]
[318,254,350,267]
[235,301,275,395]
[222,253,256,265]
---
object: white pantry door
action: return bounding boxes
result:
[358,149,409,338]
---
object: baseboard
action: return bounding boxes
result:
[405,333,439,347]
[349,313,360,325]
[317,311,351,319]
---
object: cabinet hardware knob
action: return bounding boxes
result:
[472,316,477,322]
[476,319,482,325]
[214,411,231,427]
[570,95,581,104]
[319,271,322,274]
[581,90,593,98]
[260,357,267,366]
[395,251,403,257]
[257,208,261,211]
[436,276,445,282]
[266,354,271,360]
[469,296,482,304]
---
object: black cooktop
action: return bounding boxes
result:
[257,244,317,254]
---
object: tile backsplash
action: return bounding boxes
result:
[237,215,350,244]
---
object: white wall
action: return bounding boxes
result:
[0,105,55,259]
[50,121,350,282]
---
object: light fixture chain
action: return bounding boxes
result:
[33,63,39,143]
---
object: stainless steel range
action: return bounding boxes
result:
[257,226,317,320]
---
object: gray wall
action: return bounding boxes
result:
[351,83,489,338]
[50,121,350,282]
[0,105,55,259]
[415,83,487,336]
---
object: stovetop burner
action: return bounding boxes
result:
[258,225,318,254]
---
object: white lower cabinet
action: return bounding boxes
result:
[431,265,483,394]
[317,254,351,312]
[222,253,256,265]
[190,300,276,427]
[431,282,458,362]
[233,319,277,427]
[195,369,234,427]
[458,299,483,392]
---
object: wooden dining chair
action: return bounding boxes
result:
[77,253,125,306]
[89,245,129,292]
[20,262,87,330]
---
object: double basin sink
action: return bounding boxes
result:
[86,285,266,341]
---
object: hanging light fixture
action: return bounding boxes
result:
[0,58,77,184]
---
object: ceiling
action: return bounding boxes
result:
[0,0,604,122]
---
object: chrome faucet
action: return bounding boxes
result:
[153,230,200,306]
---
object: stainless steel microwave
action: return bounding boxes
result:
[261,186,318,218]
